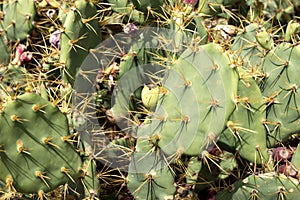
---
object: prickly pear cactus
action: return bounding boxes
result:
[127,138,176,200]
[219,68,268,164]
[60,0,102,86]
[0,92,82,195]
[3,0,36,41]
[131,0,165,15]
[262,43,300,146]
[231,23,266,70]
[216,172,300,200]
[108,0,141,23]
[285,20,300,42]
[0,25,9,64]
[143,42,238,156]
[0,64,27,96]
[291,142,300,171]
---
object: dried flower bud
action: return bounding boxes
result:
[273,147,294,162]
[49,30,61,49]
[123,23,138,34]
[11,44,32,65]
[20,52,33,64]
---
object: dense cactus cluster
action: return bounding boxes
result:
[2,0,300,199]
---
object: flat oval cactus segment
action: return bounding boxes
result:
[127,138,176,200]
[141,43,238,156]
[60,0,102,86]
[262,43,300,146]
[216,173,300,200]
[3,0,36,41]
[0,23,9,64]
[219,68,268,164]
[0,93,82,194]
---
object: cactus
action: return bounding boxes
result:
[107,31,165,128]
[131,0,165,15]
[0,64,27,97]
[262,0,295,22]
[216,172,300,200]
[231,23,266,70]
[107,0,145,23]
[127,137,176,200]
[2,0,300,198]
[255,29,274,50]
[70,158,100,199]
[186,150,238,193]
[0,24,9,64]
[285,20,300,42]
[3,0,36,41]
[218,151,238,179]
[0,92,82,195]
[196,0,240,18]
[143,42,238,156]
[185,156,202,185]
[261,43,300,146]
[291,142,300,171]
[60,0,102,86]
[141,84,162,110]
[218,68,268,164]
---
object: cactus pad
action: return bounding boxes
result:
[0,92,82,194]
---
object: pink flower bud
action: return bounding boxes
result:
[12,44,31,65]
[273,147,294,162]
[15,44,26,58]
[20,52,33,64]
[183,0,198,5]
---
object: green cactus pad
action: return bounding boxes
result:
[71,158,100,199]
[131,0,165,14]
[231,23,265,69]
[285,20,300,42]
[186,156,202,185]
[141,84,161,109]
[216,172,300,200]
[291,142,300,171]
[262,43,300,146]
[0,64,27,97]
[3,0,36,41]
[255,30,274,50]
[144,43,238,156]
[60,0,102,86]
[107,0,145,23]
[127,138,176,200]
[218,68,268,164]
[0,24,9,64]
[0,92,82,194]
[197,0,240,17]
